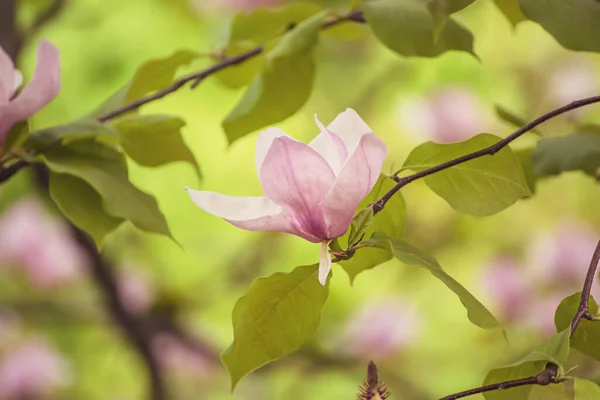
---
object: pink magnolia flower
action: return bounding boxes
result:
[0,40,61,143]
[480,257,531,322]
[117,267,155,315]
[337,298,420,359]
[152,334,214,379]
[0,339,71,399]
[186,109,387,285]
[0,198,87,288]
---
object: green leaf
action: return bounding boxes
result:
[347,207,374,247]
[341,175,406,282]
[493,0,525,26]
[213,42,265,89]
[24,120,120,152]
[110,114,201,179]
[49,173,124,246]
[39,139,173,240]
[425,0,476,42]
[2,121,29,155]
[222,12,326,143]
[494,104,540,135]
[363,0,475,58]
[575,378,600,399]
[222,264,329,390]
[555,292,600,362]
[483,328,571,400]
[91,50,198,118]
[229,2,322,43]
[533,133,600,178]
[514,147,537,195]
[403,134,531,216]
[373,235,501,330]
[520,0,600,52]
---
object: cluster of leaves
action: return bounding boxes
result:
[3,0,600,398]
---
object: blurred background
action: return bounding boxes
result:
[1,0,600,399]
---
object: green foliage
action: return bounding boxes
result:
[39,139,173,245]
[363,0,474,58]
[403,134,531,215]
[91,50,198,117]
[483,328,571,400]
[347,207,374,247]
[532,133,600,178]
[23,120,119,152]
[555,292,600,362]
[110,114,201,179]
[520,0,600,52]
[425,0,476,41]
[514,147,537,195]
[494,104,540,135]
[2,121,29,155]
[493,0,525,26]
[228,2,322,44]
[341,176,406,281]
[574,378,600,399]
[222,12,326,143]
[354,234,502,331]
[222,264,329,390]
[214,42,266,89]
[49,173,124,246]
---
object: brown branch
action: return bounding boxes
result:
[372,95,600,215]
[570,239,600,336]
[439,363,559,400]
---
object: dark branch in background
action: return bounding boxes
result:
[439,363,559,400]
[27,0,66,40]
[571,239,600,335]
[372,95,600,214]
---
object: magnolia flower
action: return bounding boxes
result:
[186,109,387,285]
[480,257,530,322]
[0,40,60,143]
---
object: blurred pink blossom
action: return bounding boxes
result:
[117,267,155,315]
[152,334,214,378]
[398,86,488,144]
[338,298,420,359]
[0,40,61,143]
[0,339,71,399]
[548,59,597,106]
[481,257,530,322]
[0,198,87,288]
[0,310,20,346]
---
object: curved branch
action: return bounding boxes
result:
[373,95,600,214]
[571,239,600,336]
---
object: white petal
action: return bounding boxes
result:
[254,127,290,176]
[309,114,349,174]
[12,70,22,95]
[327,108,374,152]
[318,240,332,286]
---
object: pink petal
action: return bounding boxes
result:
[260,136,335,240]
[327,108,374,152]
[185,188,320,242]
[310,114,349,174]
[321,133,387,238]
[318,240,332,285]
[0,46,15,103]
[5,40,60,124]
[254,127,289,176]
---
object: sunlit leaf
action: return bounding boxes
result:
[39,139,173,240]
[403,134,531,215]
[222,264,329,390]
[555,292,600,362]
[223,12,326,143]
[24,120,119,152]
[90,50,198,118]
[49,173,124,246]
[483,328,571,400]
[575,378,600,399]
[425,0,476,41]
[363,0,475,58]
[341,176,406,282]
[514,147,537,195]
[229,2,322,43]
[520,0,600,52]
[111,114,201,179]
[532,133,600,178]
[348,207,374,247]
[213,41,265,89]
[493,0,525,26]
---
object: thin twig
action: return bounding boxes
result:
[570,239,600,336]
[439,363,559,400]
[372,95,600,215]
